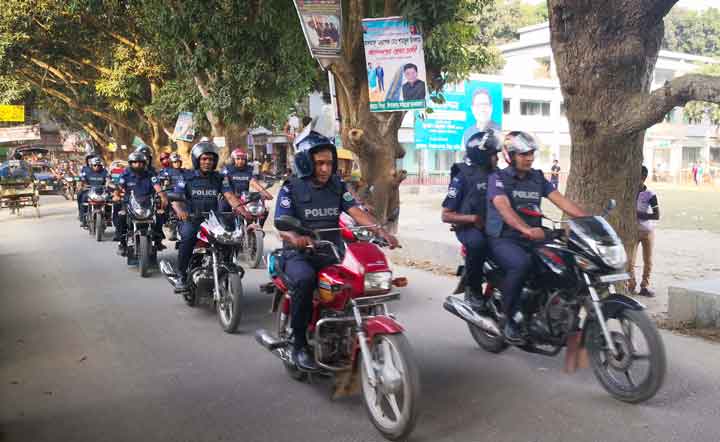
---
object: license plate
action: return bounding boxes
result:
[597,273,630,283]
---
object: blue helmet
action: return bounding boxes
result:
[465,130,499,166]
[293,131,337,178]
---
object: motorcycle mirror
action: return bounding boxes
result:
[166,192,186,203]
[519,205,543,218]
[275,215,307,233]
[606,199,617,212]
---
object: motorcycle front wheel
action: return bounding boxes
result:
[87,212,95,236]
[95,213,104,242]
[586,309,666,403]
[360,334,420,441]
[247,229,263,269]
[216,273,243,333]
[138,235,151,277]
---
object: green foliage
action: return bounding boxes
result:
[663,7,720,57]
[480,0,548,45]
[683,64,720,126]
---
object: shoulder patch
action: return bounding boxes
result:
[447,187,458,198]
[342,191,354,202]
[279,197,292,208]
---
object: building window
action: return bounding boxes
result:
[560,102,567,116]
[520,100,551,117]
[503,99,511,115]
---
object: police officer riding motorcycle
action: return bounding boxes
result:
[158,152,189,241]
[113,151,169,260]
[273,129,399,372]
[486,131,588,343]
[170,140,248,293]
[441,131,499,309]
[221,148,273,212]
[78,157,110,228]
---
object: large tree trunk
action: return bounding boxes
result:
[328,1,406,231]
[547,0,665,250]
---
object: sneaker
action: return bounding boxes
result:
[503,321,525,345]
[638,288,655,298]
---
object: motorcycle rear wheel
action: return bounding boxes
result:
[138,235,151,277]
[465,291,508,353]
[586,309,666,403]
[216,273,243,333]
[360,334,420,441]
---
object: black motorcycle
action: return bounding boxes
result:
[444,200,666,403]
[159,193,261,333]
[124,191,162,277]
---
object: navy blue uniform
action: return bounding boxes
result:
[486,166,555,319]
[220,164,254,211]
[174,170,231,279]
[115,169,161,244]
[274,175,357,347]
[158,167,189,189]
[442,161,491,293]
[78,168,109,218]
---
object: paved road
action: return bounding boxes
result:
[1,196,719,442]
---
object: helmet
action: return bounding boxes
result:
[231,148,247,160]
[90,157,104,168]
[169,153,182,163]
[293,131,337,178]
[85,153,98,165]
[190,140,219,170]
[134,146,153,162]
[128,151,148,164]
[159,152,171,167]
[505,131,539,155]
[465,130,499,166]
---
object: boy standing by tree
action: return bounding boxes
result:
[628,166,660,297]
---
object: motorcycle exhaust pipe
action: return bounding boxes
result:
[444,295,502,337]
[254,329,289,351]
[159,259,177,278]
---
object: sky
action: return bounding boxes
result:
[521,0,716,10]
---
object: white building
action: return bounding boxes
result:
[400,22,719,184]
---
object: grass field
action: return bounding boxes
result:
[651,183,720,233]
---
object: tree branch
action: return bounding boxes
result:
[617,74,720,134]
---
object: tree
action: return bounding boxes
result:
[547,0,720,249]
[328,0,497,230]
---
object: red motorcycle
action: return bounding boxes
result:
[255,214,419,441]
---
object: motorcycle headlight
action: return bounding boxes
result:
[597,244,627,270]
[247,203,263,216]
[354,228,373,241]
[364,271,392,294]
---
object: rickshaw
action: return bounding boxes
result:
[0,159,40,217]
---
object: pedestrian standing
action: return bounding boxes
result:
[550,159,560,189]
[696,161,704,186]
[627,166,660,297]
[692,162,698,185]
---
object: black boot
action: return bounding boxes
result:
[464,286,486,311]
[292,346,319,372]
[503,320,525,345]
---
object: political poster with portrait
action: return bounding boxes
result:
[414,80,503,150]
[294,0,342,58]
[362,17,428,112]
[172,112,196,142]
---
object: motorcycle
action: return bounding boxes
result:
[124,191,162,277]
[159,195,261,333]
[444,200,666,403]
[61,174,79,201]
[234,178,276,269]
[255,215,419,441]
[84,187,113,241]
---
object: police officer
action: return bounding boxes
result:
[133,146,158,175]
[158,153,188,189]
[78,157,110,227]
[441,131,499,308]
[113,151,169,260]
[275,130,399,371]
[171,141,247,293]
[221,148,273,221]
[486,131,587,343]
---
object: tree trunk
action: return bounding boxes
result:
[548,0,665,250]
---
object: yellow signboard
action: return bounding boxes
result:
[0,105,25,122]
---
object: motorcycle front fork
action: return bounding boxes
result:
[582,273,619,357]
[351,300,378,387]
[211,250,221,302]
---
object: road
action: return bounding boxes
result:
[1,196,719,442]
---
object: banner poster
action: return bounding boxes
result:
[414,80,503,150]
[0,105,25,122]
[172,112,196,142]
[362,17,427,112]
[294,0,342,58]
